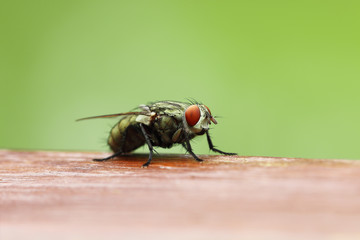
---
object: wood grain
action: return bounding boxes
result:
[1,150,360,239]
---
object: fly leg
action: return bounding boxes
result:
[182,140,203,162]
[93,151,123,162]
[206,131,237,155]
[140,123,154,168]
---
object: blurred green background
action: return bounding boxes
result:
[1,1,359,159]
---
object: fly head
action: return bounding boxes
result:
[183,104,217,135]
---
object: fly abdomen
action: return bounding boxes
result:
[108,115,145,153]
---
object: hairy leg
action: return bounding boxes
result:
[206,131,237,155]
[140,123,154,167]
[182,140,203,162]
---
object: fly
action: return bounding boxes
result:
[77,100,236,167]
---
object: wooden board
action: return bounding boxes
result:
[1,150,360,239]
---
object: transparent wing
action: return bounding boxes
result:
[76,111,150,121]
[77,100,191,121]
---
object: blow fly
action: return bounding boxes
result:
[77,100,236,167]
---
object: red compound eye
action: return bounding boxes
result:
[185,105,201,127]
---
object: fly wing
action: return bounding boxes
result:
[76,111,150,121]
[77,101,190,122]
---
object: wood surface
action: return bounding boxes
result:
[1,149,360,240]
